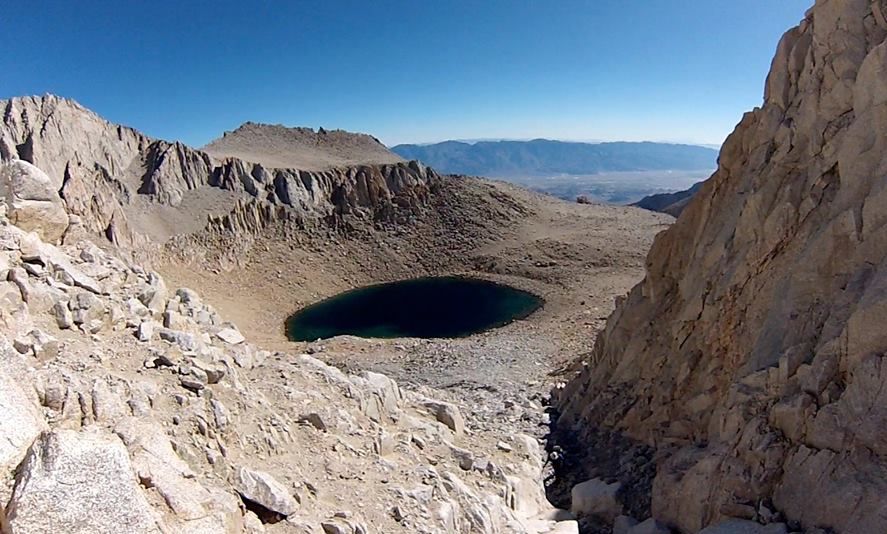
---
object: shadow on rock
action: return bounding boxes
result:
[543,404,658,533]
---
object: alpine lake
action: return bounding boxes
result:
[285,276,543,341]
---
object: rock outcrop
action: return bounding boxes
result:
[0,95,439,248]
[203,122,405,170]
[0,370,47,472]
[559,1,887,532]
[632,182,704,217]
[0,160,69,243]
[6,429,161,534]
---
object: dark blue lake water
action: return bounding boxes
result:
[285,276,543,341]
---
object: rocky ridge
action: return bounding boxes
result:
[631,182,703,217]
[0,95,437,249]
[203,122,404,171]
[0,167,580,533]
[558,1,887,532]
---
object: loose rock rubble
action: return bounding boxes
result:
[0,190,577,532]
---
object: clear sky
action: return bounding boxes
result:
[1,1,811,147]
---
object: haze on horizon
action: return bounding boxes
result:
[0,0,811,148]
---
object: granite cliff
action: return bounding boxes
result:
[559,1,887,532]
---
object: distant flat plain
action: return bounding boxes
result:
[496,169,714,204]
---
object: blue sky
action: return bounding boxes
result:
[1,1,811,147]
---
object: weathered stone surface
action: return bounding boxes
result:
[321,521,352,534]
[215,327,245,345]
[52,300,73,329]
[613,515,639,534]
[547,520,580,534]
[190,357,226,384]
[179,370,207,392]
[557,2,887,531]
[0,368,46,471]
[423,399,466,436]
[70,291,104,325]
[139,273,167,314]
[1,160,68,242]
[773,444,887,534]
[158,327,200,351]
[503,474,553,520]
[137,320,156,341]
[570,478,622,520]
[13,329,59,360]
[46,250,104,294]
[234,466,299,517]
[6,429,160,533]
[354,370,402,422]
[626,518,671,534]
[114,418,239,528]
[211,399,231,430]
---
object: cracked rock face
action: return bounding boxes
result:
[0,369,47,472]
[559,1,887,532]
[0,160,68,243]
[0,95,440,248]
[6,429,161,534]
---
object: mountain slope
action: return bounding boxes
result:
[0,95,436,248]
[632,181,704,216]
[391,139,718,177]
[0,189,582,533]
[0,95,674,533]
[203,122,404,170]
[558,2,887,532]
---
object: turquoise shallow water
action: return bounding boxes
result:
[285,276,543,341]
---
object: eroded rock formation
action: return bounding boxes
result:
[0,95,440,248]
[559,1,887,532]
[0,160,69,243]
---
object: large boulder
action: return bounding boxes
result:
[115,418,242,531]
[570,478,622,520]
[234,466,299,517]
[0,368,46,471]
[5,429,161,534]
[422,399,466,436]
[1,160,68,243]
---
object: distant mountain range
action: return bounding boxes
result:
[390,139,718,177]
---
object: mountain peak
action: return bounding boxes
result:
[204,122,402,170]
